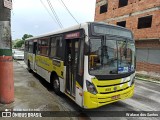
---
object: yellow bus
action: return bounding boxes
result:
[24,22,136,109]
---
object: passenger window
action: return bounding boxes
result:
[29,41,33,53]
[38,40,41,55]
[50,36,63,59]
[25,41,29,52]
[50,37,57,57]
[38,38,49,56]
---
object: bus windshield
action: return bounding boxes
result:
[89,38,135,75]
[92,24,133,38]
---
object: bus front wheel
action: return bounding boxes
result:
[53,77,61,95]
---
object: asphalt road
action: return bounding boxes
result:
[17,60,160,120]
[52,78,160,120]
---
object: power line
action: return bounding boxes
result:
[59,0,79,24]
[39,0,59,27]
[47,0,63,28]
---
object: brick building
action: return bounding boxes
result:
[94,0,160,73]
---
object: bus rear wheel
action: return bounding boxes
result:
[53,77,61,95]
[27,61,32,73]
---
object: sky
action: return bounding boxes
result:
[11,0,96,40]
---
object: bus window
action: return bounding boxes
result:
[78,39,84,76]
[25,41,29,52]
[50,37,57,57]
[37,40,41,55]
[41,39,49,56]
[50,36,63,59]
[38,38,49,56]
[29,41,33,53]
[56,36,63,58]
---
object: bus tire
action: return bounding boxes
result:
[52,76,61,95]
[27,60,32,73]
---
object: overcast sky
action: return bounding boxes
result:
[11,0,96,40]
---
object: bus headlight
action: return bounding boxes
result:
[86,80,97,95]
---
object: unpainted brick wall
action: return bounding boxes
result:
[136,40,160,48]
[95,0,160,20]
[137,62,160,73]
[95,0,160,40]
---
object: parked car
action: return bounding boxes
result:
[13,51,24,60]
[12,49,19,54]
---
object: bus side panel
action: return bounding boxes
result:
[59,77,65,93]
[36,55,64,84]
[36,55,52,83]
[83,56,96,108]
[24,51,28,65]
[60,66,66,93]
[28,53,34,70]
[75,82,83,107]
[36,63,51,83]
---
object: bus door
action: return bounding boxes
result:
[33,41,37,71]
[66,39,80,97]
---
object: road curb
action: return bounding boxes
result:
[135,77,160,84]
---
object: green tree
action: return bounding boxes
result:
[13,34,33,48]
[13,39,23,48]
[22,34,33,41]
[15,40,24,48]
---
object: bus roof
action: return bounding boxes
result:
[25,22,87,41]
[25,22,132,41]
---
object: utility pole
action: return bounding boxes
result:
[0,0,14,104]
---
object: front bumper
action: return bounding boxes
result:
[83,85,134,109]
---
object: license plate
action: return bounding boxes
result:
[112,94,120,100]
